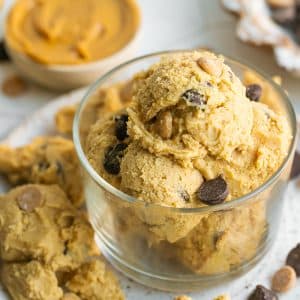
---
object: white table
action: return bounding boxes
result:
[0,1,300,299]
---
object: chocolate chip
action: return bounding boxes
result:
[38,161,50,171]
[63,241,69,255]
[290,152,300,179]
[179,189,190,202]
[246,84,262,101]
[181,89,207,107]
[17,187,43,213]
[213,231,224,247]
[103,143,127,175]
[248,285,278,300]
[286,243,300,276]
[115,114,129,141]
[0,41,9,61]
[55,161,63,174]
[197,175,229,205]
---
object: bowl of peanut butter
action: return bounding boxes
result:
[4,0,141,91]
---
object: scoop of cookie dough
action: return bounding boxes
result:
[85,51,291,273]
[0,136,83,207]
[0,261,63,300]
[0,184,98,271]
[65,260,124,300]
[128,51,253,164]
[120,142,204,242]
[172,201,266,274]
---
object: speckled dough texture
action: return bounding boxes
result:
[0,184,98,271]
[0,136,83,207]
[0,184,124,300]
[85,51,291,274]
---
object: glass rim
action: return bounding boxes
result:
[73,50,297,214]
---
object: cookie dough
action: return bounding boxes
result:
[0,136,83,207]
[120,142,204,242]
[85,51,291,274]
[0,261,63,300]
[66,260,124,300]
[172,201,266,274]
[0,184,98,271]
[55,81,133,136]
[62,294,81,300]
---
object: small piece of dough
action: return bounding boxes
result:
[66,260,124,300]
[0,184,98,271]
[55,81,133,136]
[0,261,63,300]
[0,136,83,207]
[55,105,77,135]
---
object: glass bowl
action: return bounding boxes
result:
[73,51,297,292]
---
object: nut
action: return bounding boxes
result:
[2,75,28,97]
[154,110,173,139]
[17,187,43,213]
[197,57,222,77]
[272,265,297,292]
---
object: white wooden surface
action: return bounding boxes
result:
[0,1,300,299]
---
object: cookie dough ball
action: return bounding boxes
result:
[172,201,266,274]
[1,261,63,300]
[0,137,83,207]
[66,260,124,300]
[0,184,98,271]
[120,142,203,242]
[193,100,290,199]
[128,51,253,164]
[121,142,203,207]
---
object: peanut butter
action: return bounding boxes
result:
[6,0,140,65]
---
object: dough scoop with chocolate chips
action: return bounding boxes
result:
[0,184,125,300]
[85,51,291,273]
[0,136,84,207]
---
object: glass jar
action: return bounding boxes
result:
[73,51,297,292]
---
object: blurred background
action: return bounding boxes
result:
[1,0,300,140]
